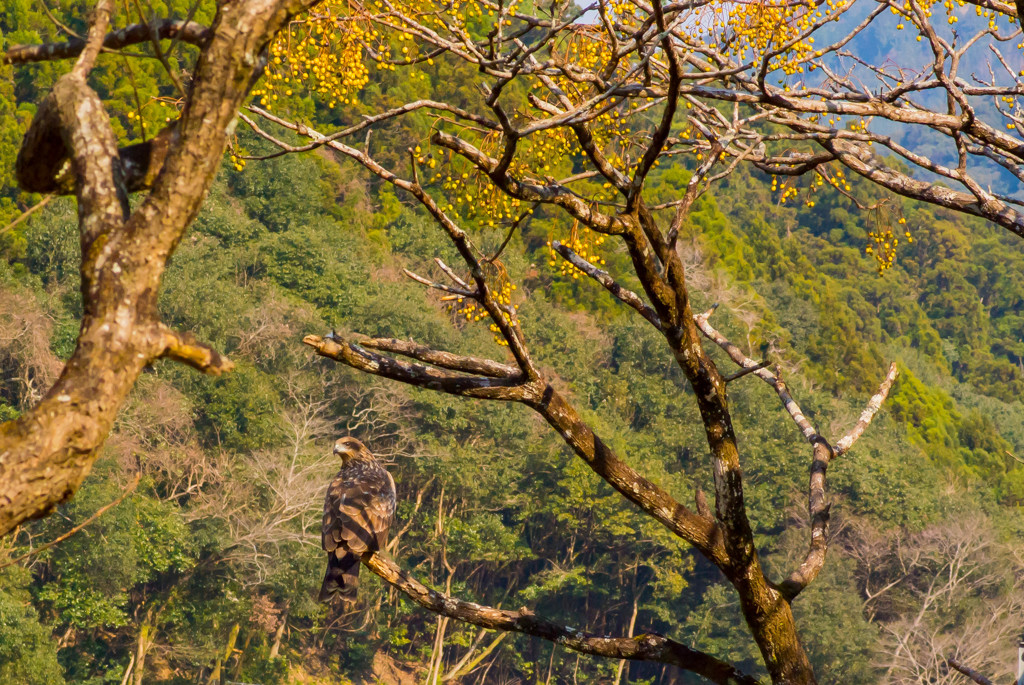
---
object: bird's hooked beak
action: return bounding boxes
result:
[333,440,356,463]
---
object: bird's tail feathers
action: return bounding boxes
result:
[318,553,360,604]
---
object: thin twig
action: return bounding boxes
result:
[0,473,141,570]
[484,204,538,263]
[403,268,477,297]
[434,258,471,289]
[0,194,53,237]
[722,360,770,382]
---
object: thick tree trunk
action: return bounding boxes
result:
[528,386,817,684]
[207,623,240,685]
[734,575,816,684]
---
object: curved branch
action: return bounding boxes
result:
[350,335,519,378]
[835,364,900,456]
[781,120,1024,239]
[551,241,662,328]
[781,362,899,597]
[159,326,235,375]
[364,553,758,685]
[2,19,211,64]
[303,334,530,400]
[14,0,126,235]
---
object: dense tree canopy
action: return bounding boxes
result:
[1,0,1023,682]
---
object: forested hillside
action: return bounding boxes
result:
[2,0,1024,683]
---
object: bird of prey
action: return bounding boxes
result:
[319,437,396,604]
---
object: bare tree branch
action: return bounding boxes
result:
[348,335,519,378]
[159,326,235,376]
[551,241,662,328]
[364,553,759,685]
[303,334,530,401]
[946,656,998,685]
[835,364,900,456]
[2,19,211,65]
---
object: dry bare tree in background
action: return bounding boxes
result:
[845,515,1024,684]
[5,0,1024,681]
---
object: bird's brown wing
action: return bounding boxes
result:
[374,469,397,550]
[322,462,395,557]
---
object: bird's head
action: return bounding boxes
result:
[333,437,368,464]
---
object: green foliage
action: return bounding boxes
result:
[888,366,1016,495]
[36,481,195,631]
[0,568,64,685]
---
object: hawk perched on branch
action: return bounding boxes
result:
[319,437,396,604]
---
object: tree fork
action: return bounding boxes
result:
[0,0,320,537]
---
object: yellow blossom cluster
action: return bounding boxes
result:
[680,0,846,77]
[771,165,854,207]
[546,221,606,279]
[608,0,638,18]
[438,163,524,229]
[430,121,608,233]
[487,277,520,347]
[771,166,915,275]
[886,0,1014,37]
[865,214,912,274]
[771,175,800,204]
[447,297,484,323]
[555,27,612,74]
[260,2,372,109]
[445,261,520,344]
[361,0,525,48]
[523,127,576,172]
[821,167,851,193]
[123,96,183,140]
